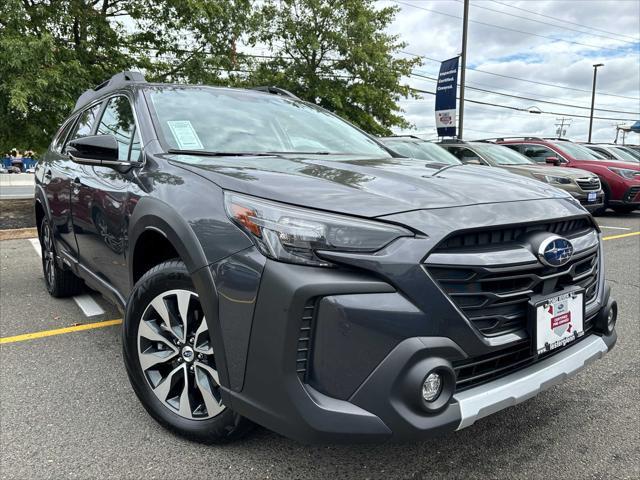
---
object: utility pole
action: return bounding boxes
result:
[458,0,470,140]
[555,117,572,138]
[588,63,604,143]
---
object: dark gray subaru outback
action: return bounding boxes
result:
[35,72,617,443]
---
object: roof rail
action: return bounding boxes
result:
[74,71,146,111]
[378,135,424,140]
[437,138,468,144]
[478,136,547,142]
[251,86,300,100]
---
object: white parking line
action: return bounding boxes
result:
[599,226,631,230]
[29,238,106,318]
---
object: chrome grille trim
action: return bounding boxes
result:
[576,177,601,191]
[426,227,600,337]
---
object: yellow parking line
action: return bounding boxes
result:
[603,231,640,241]
[0,319,122,345]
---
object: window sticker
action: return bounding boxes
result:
[167,120,204,150]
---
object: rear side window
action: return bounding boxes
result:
[68,104,102,144]
[96,96,140,161]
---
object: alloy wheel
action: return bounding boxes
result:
[137,289,225,420]
[41,221,56,287]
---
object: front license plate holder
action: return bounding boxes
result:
[587,192,597,202]
[528,286,585,357]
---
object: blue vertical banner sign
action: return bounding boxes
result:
[435,56,459,137]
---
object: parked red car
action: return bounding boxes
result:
[494,137,640,214]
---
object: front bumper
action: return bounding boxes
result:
[570,190,604,211]
[609,185,640,207]
[219,257,616,443]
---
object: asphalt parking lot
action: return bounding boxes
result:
[1,213,639,480]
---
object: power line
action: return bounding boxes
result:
[489,0,640,42]
[412,67,631,108]
[393,0,614,49]
[408,87,637,121]
[409,72,640,115]
[402,51,640,101]
[449,0,639,45]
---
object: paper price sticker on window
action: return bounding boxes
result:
[167,120,204,150]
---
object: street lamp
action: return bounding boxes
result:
[588,63,604,143]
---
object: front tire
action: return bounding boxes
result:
[122,260,252,443]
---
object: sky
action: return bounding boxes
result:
[379,0,640,143]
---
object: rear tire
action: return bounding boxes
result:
[122,259,253,443]
[40,217,83,297]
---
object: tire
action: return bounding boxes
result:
[612,206,636,214]
[122,260,252,443]
[40,217,83,297]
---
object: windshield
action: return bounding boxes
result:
[611,146,639,162]
[550,141,602,160]
[383,140,460,165]
[472,144,533,165]
[146,87,390,157]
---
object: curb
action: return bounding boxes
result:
[0,228,38,241]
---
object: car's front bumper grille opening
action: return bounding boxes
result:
[453,319,596,392]
[625,186,640,203]
[296,300,316,381]
[428,245,599,337]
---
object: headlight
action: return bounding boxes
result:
[224,192,413,266]
[608,167,640,179]
[541,175,572,185]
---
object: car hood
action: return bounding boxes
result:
[168,154,569,217]
[501,164,595,179]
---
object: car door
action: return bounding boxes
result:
[40,117,79,259]
[71,95,142,295]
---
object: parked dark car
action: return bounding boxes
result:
[36,72,617,443]
[495,137,640,214]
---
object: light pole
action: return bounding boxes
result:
[588,63,604,143]
[458,0,470,140]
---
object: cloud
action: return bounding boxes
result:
[383,0,640,142]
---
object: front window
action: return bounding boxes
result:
[472,144,533,165]
[550,141,602,160]
[68,104,101,145]
[97,96,141,162]
[385,141,460,165]
[146,87,390,157]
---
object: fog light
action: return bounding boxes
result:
[422,372,443,402]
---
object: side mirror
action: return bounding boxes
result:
[545,156,561,166]
[67,135,131,168]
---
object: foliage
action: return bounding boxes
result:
[0,0,418,151]
[250,0,420,136]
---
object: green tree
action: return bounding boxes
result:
[250,0,420,135]
[0,0,256,152]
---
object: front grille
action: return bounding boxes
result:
[626,186,640,202]
[454,318,596,391]
[576,177,601,191]
[435,217,592,251]
[296,300,316,381]
[428,247,599,337]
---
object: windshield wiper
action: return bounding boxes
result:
[168,149,276,157]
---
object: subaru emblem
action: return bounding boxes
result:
[538,236,574,267]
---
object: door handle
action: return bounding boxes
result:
[73,177,81,185]
[44,170,53,179]
[72,177,81,194]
